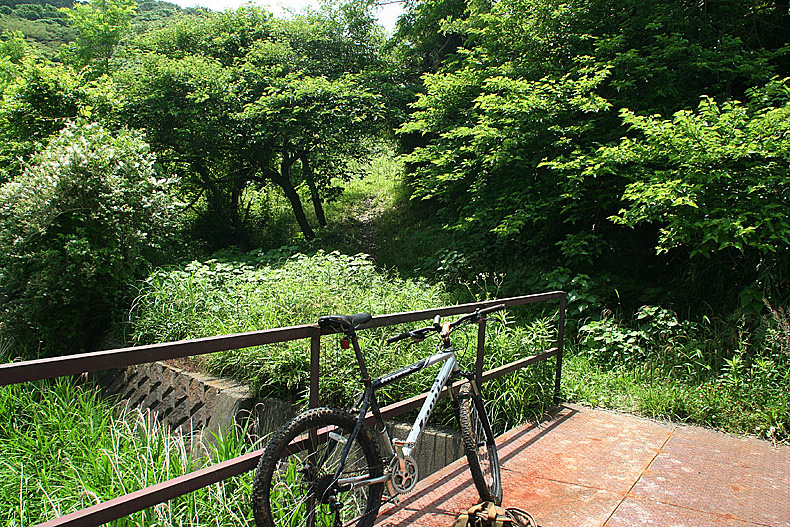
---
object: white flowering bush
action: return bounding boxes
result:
[0,121,181,357]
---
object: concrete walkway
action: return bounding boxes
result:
[375,404,790,527]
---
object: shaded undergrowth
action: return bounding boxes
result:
[565,305,790,444]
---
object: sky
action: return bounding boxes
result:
[167,0,405,33]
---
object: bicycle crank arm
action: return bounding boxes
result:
[337,473,391,490]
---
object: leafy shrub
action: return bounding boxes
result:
[570,77,790,310]
[608,80,790,261]
[571,305,790,442]
[578,306,706,372]
[131,250,449,403]
[0,121,180,357]
[0,56,84,181]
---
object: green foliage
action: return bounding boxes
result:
[0,4,75,59]
[583,79,790,260]
[118,6,389,245]
[131,250,448,401]
[481,315,557,432]
[60,0,137,76]
[0,30,29,89]
[552,77,790,308]
[0,377,255,525]
[389,0,466,74]
[0,121,181,357]
[132,1,201,33]
[397,0,789,314]
[130,250,556,430]
[0,0,192,60]
[570,305,790,442]
[0,55,92,181]
[578,306,706,371]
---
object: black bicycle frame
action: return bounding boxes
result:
[329,328,464,487]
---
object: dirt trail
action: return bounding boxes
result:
[354,196,381,259]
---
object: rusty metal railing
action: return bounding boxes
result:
[0,291,566,527]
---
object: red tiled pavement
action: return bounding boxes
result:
[374,404,790,527]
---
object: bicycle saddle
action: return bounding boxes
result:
[317,313,372,333]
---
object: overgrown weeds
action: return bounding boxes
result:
[0,377,257,526]
[567,305,790,443]
[130,250,557,431]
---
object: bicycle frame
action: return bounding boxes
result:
[329,329,470,491]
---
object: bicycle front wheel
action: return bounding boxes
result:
[457,382,503,504]
[252,407,385,527]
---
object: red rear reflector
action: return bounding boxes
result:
[340,338,350,349]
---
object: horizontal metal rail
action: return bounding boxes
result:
[35,351,560,527]
[0,291,566,527]
[0,291,564,386]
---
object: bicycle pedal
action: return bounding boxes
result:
[385,481,400,504]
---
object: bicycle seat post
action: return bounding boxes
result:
[317,313,374,387]
[348,329,372,386]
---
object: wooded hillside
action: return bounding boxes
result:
[0,0,787,443]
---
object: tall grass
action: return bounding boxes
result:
[0,377,256,526]
[130,250,557,430]
[565,305,790,443]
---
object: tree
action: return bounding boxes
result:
[390,0,467,74]
[0,53,84,182]
[397,0,789,309]
[0,41,116,183]
[575,79,790,303]
[0,30,29,89]
[0,122,181,357]
[117,5,387,245]
[60,0,137,76]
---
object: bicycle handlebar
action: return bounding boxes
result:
[385,304,506,344]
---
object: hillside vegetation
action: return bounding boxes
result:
[0,0,195,58]
[0,0,788,522]
[0,0,786,458]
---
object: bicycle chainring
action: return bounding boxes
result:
[389,456,418,494]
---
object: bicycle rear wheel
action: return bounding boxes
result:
[457,382,503,504]
[252,407,385,527]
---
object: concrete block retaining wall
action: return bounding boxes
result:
[94,361,464,480]
[93,361,255,439]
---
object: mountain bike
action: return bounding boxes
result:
[251,304,505,527]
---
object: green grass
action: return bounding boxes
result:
[130,249,558,431]
[0,377,256,526]
[563,306,790,444]
[563,354,790,443]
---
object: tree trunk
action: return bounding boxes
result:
[229,181,246,246]
[301,154,327,227]
[279,177,315,239]
[264,155,315,239]
[252,148,316,240]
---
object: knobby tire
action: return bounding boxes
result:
[457,382,503,504]
[252,407,385,527]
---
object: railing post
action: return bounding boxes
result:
[309,328,321,409]
[554,293,567,405]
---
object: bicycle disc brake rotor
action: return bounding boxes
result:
[389,456,418,494]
